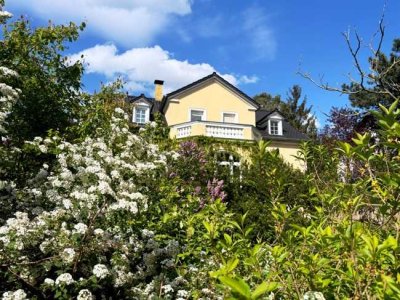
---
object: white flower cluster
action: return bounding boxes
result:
[1,289,27,300]
[0,66,19,134]
[93,264,109,279]
[73,223,88,235]
[77,289,93,300]
[55,273,74,285]
[60,247,76,264]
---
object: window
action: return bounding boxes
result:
[190,110,204,122]
[222,112,237,123]
[270,120,279,135]
[134,105,149,124]
[216,151,241,177]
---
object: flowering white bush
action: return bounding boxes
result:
[0,2,18,135]
[1,289,27,300]
[0,67,19,134]
[0,109,188,298]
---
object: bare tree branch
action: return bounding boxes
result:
[298,8,398,102]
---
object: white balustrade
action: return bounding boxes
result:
[176,125,191,138]
[206,125,244,139]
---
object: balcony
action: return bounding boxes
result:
[170,121,257,140]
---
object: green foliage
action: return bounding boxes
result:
[264,99,400,298]
[228,140,309,241]
[71,80,127,140]
[253,92,282,111]
[280,85,317,137]
[2,5,400,298]
[0,14,85,144]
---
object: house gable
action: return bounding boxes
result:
[162,73,258,127]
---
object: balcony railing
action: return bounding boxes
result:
[171,121,255,140]
[205,124,243,139]
[176,125,192,138]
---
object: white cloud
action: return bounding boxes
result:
[69,44,257,95]
[239,75,259,84]
[7,0,192,46]
[243,7,277,61]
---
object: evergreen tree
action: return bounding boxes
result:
[281,85,316,136]
[253,92,282,111]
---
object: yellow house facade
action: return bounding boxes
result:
[128,73,308,169]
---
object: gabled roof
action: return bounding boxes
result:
[127,94,154,105]
[126,94,161,116]
[255,108,309,141]
[256,108,282,125]
[160,72,259,112]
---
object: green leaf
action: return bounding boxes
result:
[226,258,239,273]
[224,233,233,246]
[219,276,251,299]
[252,282,279,299]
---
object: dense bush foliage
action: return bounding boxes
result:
[2,87,400,298]
[2,3,400,299]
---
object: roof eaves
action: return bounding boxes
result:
[162,72,259,112]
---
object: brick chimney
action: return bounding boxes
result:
[154,80,164,101]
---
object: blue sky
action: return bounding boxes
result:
[5,0,400,126]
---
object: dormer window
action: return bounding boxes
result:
[270,120,279,135]
[133,104,150,124]
[268,119,282,135]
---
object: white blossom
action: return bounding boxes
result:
[94,228,104,236]
[114,107,124,114]
[60,248,76,264]
[55,273,74,285]
[44,278,55,286]
[162,284,174,294]
[73,223,88,235]
[93,264,109,279]
[177,290,189,298]
[77,289,93,300]
[1,289,27,300]
[303,291,326,300]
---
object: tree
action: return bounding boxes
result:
[280,85,317,136]
[342,38,400,110]
[254,85,317,137]
[0,11,85,144]
[319,107,361,145]
[253,92,282,111]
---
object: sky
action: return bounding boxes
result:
[5,0,400,126]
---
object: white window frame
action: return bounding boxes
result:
[221,112,238,124]
[133,103,150,124]
[268,119,283,135]
[216,151,241,176]
[189,108,206,122]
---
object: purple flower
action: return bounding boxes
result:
[207,178,227,202]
